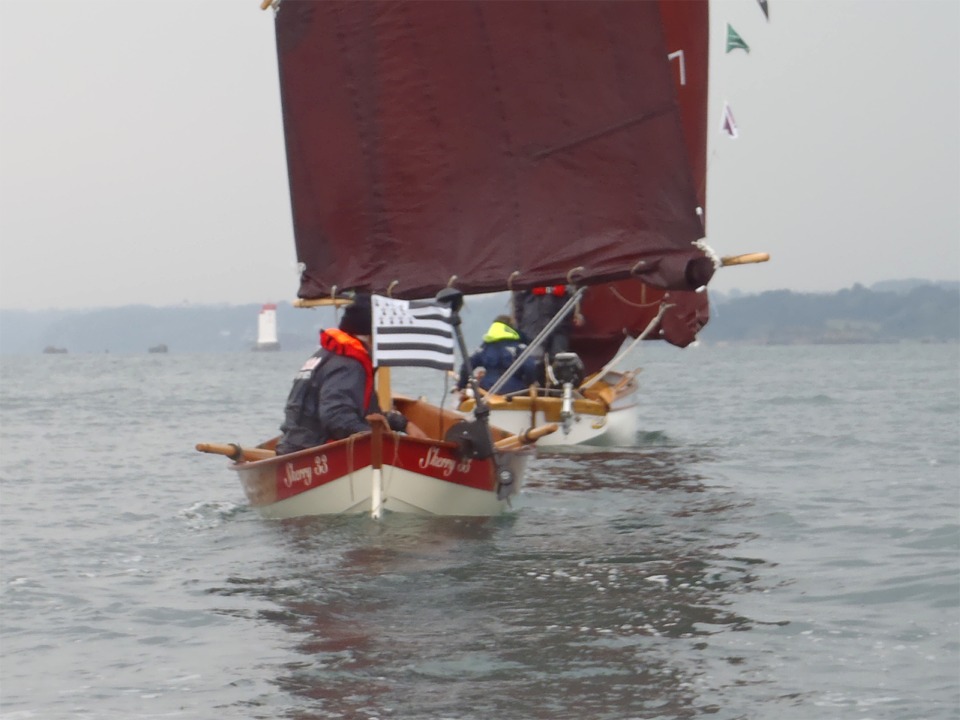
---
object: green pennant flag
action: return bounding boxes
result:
[726,24,750,54]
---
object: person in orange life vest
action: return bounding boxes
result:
[275,294,407,455]
[513,285,585,362]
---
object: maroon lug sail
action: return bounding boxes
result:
[570,0,711,373]
[274,0,713,301]
[571,283,710,375]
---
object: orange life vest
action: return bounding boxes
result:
[320,328,374,408]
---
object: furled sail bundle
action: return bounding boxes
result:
[273,0,715,302]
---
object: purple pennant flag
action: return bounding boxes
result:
[721,102,739,139]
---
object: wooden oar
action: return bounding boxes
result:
[196,443,276,462]
[720,252,770,267]
[257,436,281,451]
[493,423,558,452]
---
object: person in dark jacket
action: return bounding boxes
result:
[457,315,538,395]
[513,285,582,360]
[276,294,406,455]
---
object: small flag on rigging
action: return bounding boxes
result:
[721,102,739,139]
[725,24,750,54]
[372,295,455,370]
[757,0,770,21]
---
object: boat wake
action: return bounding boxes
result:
[178,500,248,528]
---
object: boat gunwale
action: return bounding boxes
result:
[228,430,472,470]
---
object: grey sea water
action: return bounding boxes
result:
[0,343,957,720]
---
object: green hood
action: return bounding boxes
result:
[483,321,520,343]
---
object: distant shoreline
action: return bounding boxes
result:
[0,280,956,355]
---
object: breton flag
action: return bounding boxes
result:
[372,295,455,370]
[721,101,739,139]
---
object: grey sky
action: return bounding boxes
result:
[1,0,957,311]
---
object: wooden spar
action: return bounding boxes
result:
[720,252,770,267]
[292,297,354,308]
[196,443,276,462]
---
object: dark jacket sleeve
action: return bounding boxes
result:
[457,347,484,389]
[520,348,539,386]
[318,359,372,440]
[469,347,486,370]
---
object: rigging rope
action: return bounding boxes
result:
[580,301,673,390]
[608,286,660,309]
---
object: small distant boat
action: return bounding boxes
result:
[42,346,67,354]
[252,303,281,351]
[148,344,168,354]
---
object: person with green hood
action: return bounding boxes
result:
[457,315,539,395]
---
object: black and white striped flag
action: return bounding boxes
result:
[372,295,455,370]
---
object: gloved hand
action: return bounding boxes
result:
[385,411,408,433]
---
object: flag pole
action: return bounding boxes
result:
[435,288,495,457]
[376,367,393,411]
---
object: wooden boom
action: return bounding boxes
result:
[720,252,770,267]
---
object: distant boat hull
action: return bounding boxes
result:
[458,370,639,447]
[252,342,281,352]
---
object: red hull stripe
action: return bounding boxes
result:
[244,436,497,504]
[273,437,373,502]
